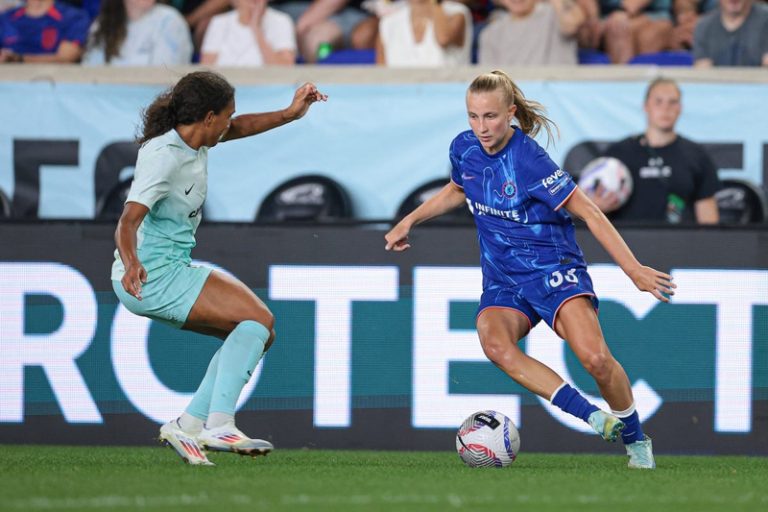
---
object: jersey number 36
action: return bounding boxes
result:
[549,269,578,287]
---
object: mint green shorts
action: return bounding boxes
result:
[112,263,213,328]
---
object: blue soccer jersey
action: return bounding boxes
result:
[0,3,89,55]
[450,128,586,287]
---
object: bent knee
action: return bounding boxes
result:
[261,311,275,332]
[481,341,519,370]
[603,15,630,44]
[244,309,274,332]
[265,329,277,352]
[637,21,672,51]
[237,318,273,344]
[584,352,613,379]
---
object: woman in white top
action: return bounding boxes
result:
[201,0,297,66]
[376,0,472,67]
[83,0,193,66]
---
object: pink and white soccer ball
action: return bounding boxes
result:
[578,157,634,207]
[456,410,520,468]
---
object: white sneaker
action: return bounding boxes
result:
[587,410,625,442]
[198,423,274,457]
[626,435,656,469]
[159,420,214,466]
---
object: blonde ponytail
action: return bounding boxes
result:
[468,70,558,145]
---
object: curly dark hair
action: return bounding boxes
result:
[89,0,128,64]
[138,71,235,145]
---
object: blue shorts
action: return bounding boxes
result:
[478,267,599,331]
[112,262,212,328]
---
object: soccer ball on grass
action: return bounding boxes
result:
[456,410,520,468]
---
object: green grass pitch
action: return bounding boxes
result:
[1,446,765,512]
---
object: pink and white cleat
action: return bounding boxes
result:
[198,423,273,457]
[159,420,214,466]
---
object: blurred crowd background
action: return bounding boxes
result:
[0,0,766,68]
[1,0,767,228]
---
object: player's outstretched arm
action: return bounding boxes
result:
[385,182,466,252]
[115,202,150,300]
[564,187,676,302]
[221,83,327,142]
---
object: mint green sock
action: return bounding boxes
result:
[209,320,269,416]
[184,347,222,420]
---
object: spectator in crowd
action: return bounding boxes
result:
[0,0,89,62]
[272,0,377,63]
[577,0,674,63]
[456,0,493,23]
[669,0,716,49]
[200,0,296,66]
[1,0,22,13]
[693,0,768,66]
[82,0,193,66]
[479,0,586,66]
[589,77,720,224]
[376,0,471,66]
[59,0,101,19]
[172,0,230,52]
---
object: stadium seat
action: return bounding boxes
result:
[629,51,694,66]
[715,179,767,225]
[93,141,140,216]
[257,175,353,222]
[396,178,474,223]
[95,179,132,221]
[0,188,11,219]
[578,49,611,65]
[317,49,376,65]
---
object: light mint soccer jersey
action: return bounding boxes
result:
[111,129,208,281]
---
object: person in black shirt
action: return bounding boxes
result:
[588,77,721,224]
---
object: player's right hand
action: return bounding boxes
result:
[385,223,411,252]
[122,264,148,300]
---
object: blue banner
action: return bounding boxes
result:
[1,80,766,220]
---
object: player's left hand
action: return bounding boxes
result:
[629,265,676,302]
[285,83,328,121]
[384,222,412,252]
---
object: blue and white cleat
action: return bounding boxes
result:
[198,423,274,457]
[626,435,656,469]
[159,420,214,466]
[587,410,625,442]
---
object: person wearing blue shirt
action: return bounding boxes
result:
[0,0,89,62]
[386,70,676,469]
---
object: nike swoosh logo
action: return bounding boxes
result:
[461,173,475,181]
[185,184,195,195]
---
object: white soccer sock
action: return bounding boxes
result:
[611,402,636,418]
[206,412,234,429]
[177,412,204,434]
